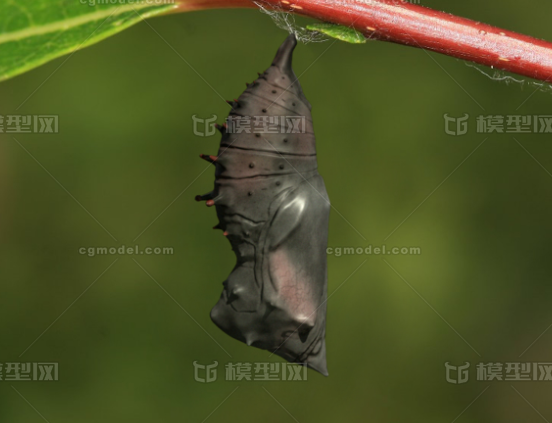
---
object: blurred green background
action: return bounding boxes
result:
[1,1,552,421]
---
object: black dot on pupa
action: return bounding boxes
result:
[292,102,296,106]
[276,181,281,186]
[249,163,255,168]
[272,90,277,94]
[262,109,267,113]
[279,164,284,170]
[283,139,288,143]
[255,133,260,138]
[248,191,253,196]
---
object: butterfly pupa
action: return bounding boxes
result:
[196,34,330,375]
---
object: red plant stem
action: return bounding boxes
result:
[172,0,552,83]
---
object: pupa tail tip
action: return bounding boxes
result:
[271,33,298,72]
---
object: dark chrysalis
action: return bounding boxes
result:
[196,34,330,376]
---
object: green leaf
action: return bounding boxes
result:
[306,23,366,44]
[0,1,177,82]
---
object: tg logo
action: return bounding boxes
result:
[193,361,218,383]
[444,114,469,136]
[445,362,470,384]
[192,114,217,137]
